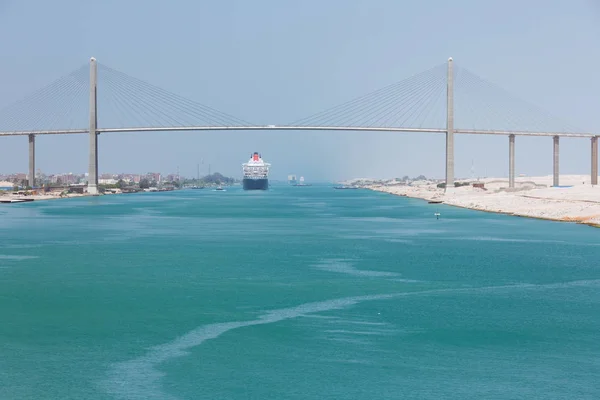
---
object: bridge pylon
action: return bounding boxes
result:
[445,57,454,192]
[88,57,99,195]
[509,134,515,189]
[592,136,598,186]
[553,136,560,187]
[28,134,35,188]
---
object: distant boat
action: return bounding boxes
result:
[215,186,225,191]
[293,176,311,186]
[0,198,34,203]
[333,186,359,190]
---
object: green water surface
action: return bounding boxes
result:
[1,186,598,399]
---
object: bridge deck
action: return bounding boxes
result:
[0,126,596,138]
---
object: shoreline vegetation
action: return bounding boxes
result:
[0,172,237,203]
[341,174,600,228]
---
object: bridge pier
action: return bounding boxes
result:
[553,135,559,187]
[592,136,598,186]
[445,57,454,191]
[88,57,99,195]
[508,134,515,189]
[28,134,35,188]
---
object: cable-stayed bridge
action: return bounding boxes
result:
[0,57,597,194]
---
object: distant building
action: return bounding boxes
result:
[0,180,14,190]
[9,173,26,182]
[49,173,78,185]
[146,172,161,183]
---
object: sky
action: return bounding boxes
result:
[0,0,599,181]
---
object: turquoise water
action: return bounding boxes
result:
[1,186,599,399]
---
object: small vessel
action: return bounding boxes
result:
[0,198,34,203]
[293,176,311,187]
[242,152,270,190]
[288,175,297,185]
[333,186,359,190]
[434,212,441,220]
[215,186,225,191]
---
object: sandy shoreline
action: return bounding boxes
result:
[0,192,91,202]
[0,191,127,203]
[0,188,188,203]
[363,174,600,228]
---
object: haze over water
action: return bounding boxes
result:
[1,186,599,399]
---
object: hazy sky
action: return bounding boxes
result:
[0,0,599,181]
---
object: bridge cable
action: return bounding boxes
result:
[455,67,532,132]
[97,63,254,128]
[342,65,444,127]
[101,69,180,128]
[102,70,188,128]
[454,65,583,134]
[0,64,88,132]
[37,68,88,131]
[99,64,248,127]
[289,63,443,127]
[287,63,447,127]
[101,66,227,128]
[101,67,199,127]
[380,69,447,128]
[344,65,445,127]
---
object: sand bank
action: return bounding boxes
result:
[366,175,600,227]
[0,191,92,202]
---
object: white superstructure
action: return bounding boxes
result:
[242,152,270,180]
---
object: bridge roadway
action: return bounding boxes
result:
[2,124,598,192]
[0,125,597,137]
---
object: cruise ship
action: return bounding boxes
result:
[242,152,270,190]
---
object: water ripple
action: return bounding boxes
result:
[101,280,600,399]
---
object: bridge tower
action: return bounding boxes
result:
[553,136,560,187]
[445,57,454,191]
[88,57,99,195]
[592,136,598,186]
[509,134,515,189]
[28,134,35,188]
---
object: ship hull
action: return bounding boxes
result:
[243,178,268,190]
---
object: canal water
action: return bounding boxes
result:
[1,186,599,399]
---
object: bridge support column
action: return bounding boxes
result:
[88,57,99,195]
[592,136,598,186]
[445,57,454,191]
[553,135,559,187]
[508,134,515,189]
[28,134,35,188]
